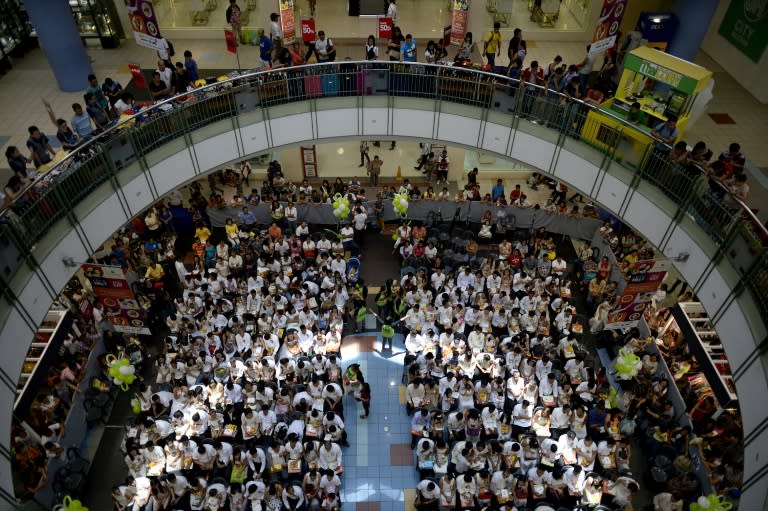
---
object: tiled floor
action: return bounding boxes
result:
[339,333,419,511]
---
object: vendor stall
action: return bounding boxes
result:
[581,46,712,166]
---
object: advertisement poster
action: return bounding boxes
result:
[82,264,151,335]
[300,18,316,43]
[450,0,470,46]
[604,260,669,330]
[128,63,147,89]
[125,0,164,51]
[280,0,296,41]
[378,17,393,40]
[225,29,238,54]
[592,0,626,51]
[718,0,768,63]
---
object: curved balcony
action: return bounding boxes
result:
[0,62,765,507]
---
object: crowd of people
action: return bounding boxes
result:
[9,152,745,509]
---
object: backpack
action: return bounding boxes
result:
[167,40,175,57]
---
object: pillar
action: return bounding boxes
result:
[666,0,719,61]
[23,0,93,92]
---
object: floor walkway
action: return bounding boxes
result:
[339,333,417,511]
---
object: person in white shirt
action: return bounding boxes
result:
[511,400,533,436]
[652,491,684,511]
[576,436,597,471]
[416,479,440,508]
[318,436,343,471]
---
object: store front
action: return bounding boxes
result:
[113,0,602,42]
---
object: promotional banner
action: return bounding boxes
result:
[718,0,768,63]
[300,18,316,43]
[128,63,147,89]
[592,0,627,50]
[450,0,470,46]
[82,264,151,335]
[125,0,164,51]
[280,0,296,41]
[605,259,669,330]
[378,17,393,40]
[225,29,238,54]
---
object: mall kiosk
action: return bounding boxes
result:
[581,46,712,165]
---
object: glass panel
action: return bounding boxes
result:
[265,101,311,119]
[392,96,435,112]
[737,267,768,338]
[145,137,189,168]
[314,97,358,112]
[561,132,608,169]
[603,159,636,187]
[190,118,236,144]
[72,181,118,220]
[490,0,593,30]
[440,101,484,121]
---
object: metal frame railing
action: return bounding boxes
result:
[0,60,765,318]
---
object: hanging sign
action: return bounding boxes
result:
[718,0,768,63]
[378,17,393,40]
[592,0,627,54]
[125,0,164,51]
[450,0,470,46]
[301,18,316,43]
[280,0,296,41]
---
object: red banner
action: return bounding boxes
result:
[125,0,163,51]
[225,29,238,54]
[592,0,627,46]
[128,63,147,89]
[378,17,393,40]
[450,11,468,46]
[300,18,316,42]
[450,0,470,46]
[280,0,296,41]
[82,264,151,335]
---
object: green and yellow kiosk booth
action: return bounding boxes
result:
[581,46,712,167]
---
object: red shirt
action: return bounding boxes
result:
[521,67,544,87]
[508,254,522,269]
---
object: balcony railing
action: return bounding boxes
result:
[0,61,765,321]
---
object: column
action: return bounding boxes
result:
[23,0,93,92]
[667,0,719,61]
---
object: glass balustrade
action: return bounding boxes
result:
[0,61,765,328]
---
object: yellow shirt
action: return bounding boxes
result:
[195,226,211,242]
[225,223,239,238]
[484,31,501,54]
[145,264,164,280]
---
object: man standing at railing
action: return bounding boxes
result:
[25,126,55,169]
[650,116,678,157]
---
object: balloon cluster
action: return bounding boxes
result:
[690,494,733,511]
[57,496,89,511]
[106,354,137,391]
[392,189,409,217]
[381,324,395,339]
[332,193,350,220]
[614,347,642,381]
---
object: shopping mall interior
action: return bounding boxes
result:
[0,0,767,511]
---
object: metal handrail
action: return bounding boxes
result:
[1,60,765,268]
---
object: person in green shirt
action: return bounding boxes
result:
[627,101,646,126]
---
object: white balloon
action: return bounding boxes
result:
[400,199,408,209]
[119,365,135,375]
[697,496,711,508]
